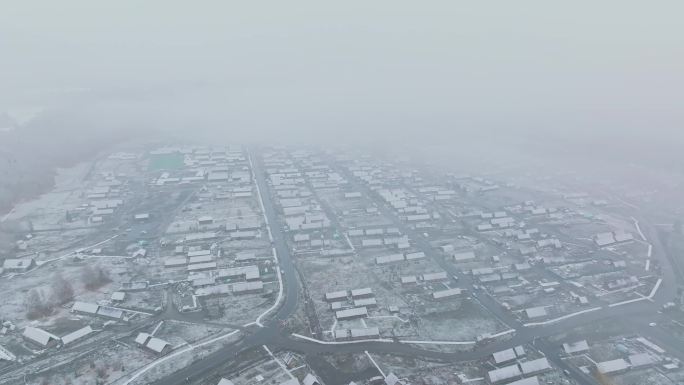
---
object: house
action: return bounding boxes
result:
[519,357,551,376]
[594,232,616,247]
[353,298,377,307]
[61,325,95,345]
[503,378,539,385]
[362,239,384,248]
[401,276,417,285]
[487,364,521,384]
[350,287,373,299]
[325,290,348,302]
[453,251,476,262]
[135,332,173,355]
[562,340,589,355]
[303,373,321,385]
[628,353,658,368]
[2,258,35,273]
[187,262,217,272]
[198,216,214,225]
[519,246,537,256]
[334,329,350,340]
[524,306,547,319]
[432,288,463,300]
[146,337,172,355]
[235,252,257,262]
[72,301,99,315]
[384,373,401,385]
[404,251,425,261]
[293,233,310,242]
[514,262,531,271]
[439,245,455,253]
[195,284,232,297]
[217,379,235,385]
[97,306,124,320]
[350,327,380,340]
[0,345,17,361]
[596,358,630,375]
[348,229,365,237]
[492,348,517,364]
[23,326,59,348]
[422,272,448,282]
[376,254,405,265]
[477,224,494,231]
[111,292,126,302]
[472,267,495,276]
[164,257,188,267]
[335,307,368,320]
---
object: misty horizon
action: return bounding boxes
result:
[1,3,684,385]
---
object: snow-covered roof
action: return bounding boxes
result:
[2,257,34,270]
[23,327,59,346]
[432,288,463,300]
[629,352,658,367]
[61,326,94,345]
[302,373,319,385]
[563,340,589,354]
[525,306,547,318]
[335,307,368,319]
[72,301,99,314]
[97,306,124,319]
[135,332,151,345]
[349,327,380,339]
[384,373,401,385]
[596,358,630,374]
[146,337,171,353]
[0,345,17,361]
[492,348,516,364]
[519,357,551,375]
[350,287,373,297]
[487,364,521,384]
[111,292,126,301]
[504,377,539,385]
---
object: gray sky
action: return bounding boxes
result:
[1,1,683,146]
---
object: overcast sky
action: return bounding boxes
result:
[1,1,683,147]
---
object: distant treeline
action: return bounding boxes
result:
[0,110,132,214]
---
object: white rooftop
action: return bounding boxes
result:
[487,364,521,384]
[563,340,589,354]
[596,358,630,374]
[492,348,517,364]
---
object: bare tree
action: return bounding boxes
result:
[81,264,111,290]
[25,289,52,319]
[49,273,74,305]
[95,361,109,379]
[111,358,124,372]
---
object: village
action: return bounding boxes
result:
[0,144,683,385]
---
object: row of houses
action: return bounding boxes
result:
[334,327,380,341]
[135,332,173,355]
[375,251,425,265]
[487,357,551,384]
[72,301,126,320]
[594,231,634,247]
[22,325,95,348]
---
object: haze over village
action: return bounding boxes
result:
[2,2,684,385]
